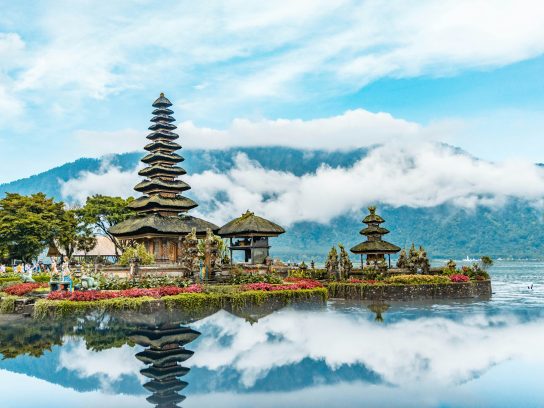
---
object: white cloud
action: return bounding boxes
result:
[4,1,544,115]
[191,309,544,390]
[60,140,544,226]
[71,108,433,156]
[60,158,141,203]
[58,337,144,392]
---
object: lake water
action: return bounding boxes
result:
[1,260,543,408]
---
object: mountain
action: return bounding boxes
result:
[2,147,544,260]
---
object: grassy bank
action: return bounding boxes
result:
[33,287,328,319]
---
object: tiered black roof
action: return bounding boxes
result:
[350,207,401,254]
[109,93,219,238]
[130,324,201,408]
[127,93,194,213]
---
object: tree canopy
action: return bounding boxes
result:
[0,193,65,261]
[78,195,134,255]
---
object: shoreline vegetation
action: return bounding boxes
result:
[0,274,491,319]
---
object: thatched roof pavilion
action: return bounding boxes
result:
[218,210,285,264]
[109,93,218,263]
[350,206,400,267]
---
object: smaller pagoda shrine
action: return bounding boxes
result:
[109,93,218,263]
[350,206,400,268]
[218,210,285,264]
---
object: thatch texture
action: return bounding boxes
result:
[350,240,401,254]
[109,214,219,237]
[218,210,285,237]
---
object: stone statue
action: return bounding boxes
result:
[325,246,339,281]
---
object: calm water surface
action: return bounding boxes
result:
[1,260,543,408]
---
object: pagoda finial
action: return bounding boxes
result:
[368,206,376,214]
[160,92,164,97]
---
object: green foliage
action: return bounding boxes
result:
[0,193,65,261]
[0,294,17,313]
[384,274,450,285]
[32,273,51,283]
[325,246,339,280]
[78,195,134,255]
[227,269,283,284]
[118,244,155,266]
[56,209,96,258]
[33,287,328,319]
[98,275,190,290]
[480,256,493,270]
[288,268,328,280]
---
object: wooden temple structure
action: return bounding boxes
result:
[350,206,400,268]
[109,93,218,263]
[218,210,285,264]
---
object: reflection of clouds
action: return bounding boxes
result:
[0,369,147,408]
[191,310,544,388]
[58,337,144,391]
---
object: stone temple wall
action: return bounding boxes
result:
[328,280,492,301]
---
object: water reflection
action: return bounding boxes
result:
[131,323,199,407]
[1,261,544,407]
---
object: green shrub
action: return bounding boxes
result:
[33,274,51,283]
[227,271,283,285]
[118,244,155,266]
[98,275,191,290]
[288,268,328,280]
[33,287,328,319]
[384,274,450,285]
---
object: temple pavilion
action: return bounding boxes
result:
[350,206,400,268]
[109,93,218,263]
[218,210,285,264]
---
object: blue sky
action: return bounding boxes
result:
[1,1,544,183]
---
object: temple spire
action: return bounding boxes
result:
[130,93,198,216]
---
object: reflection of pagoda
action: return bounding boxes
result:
[131,324,200,408]
[350,206,400,268]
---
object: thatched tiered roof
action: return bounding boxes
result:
[218,210,285,238]
[109,93,219,238]
[350,207,400,254]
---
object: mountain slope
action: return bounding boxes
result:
[2,147,543,260]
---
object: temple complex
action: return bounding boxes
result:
[218,210,285,264]
[109,94,218,263]
[350,206,400,268]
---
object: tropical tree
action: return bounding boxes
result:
[55,209,97,258]
[78,195,134,255]
[0,193,65,262]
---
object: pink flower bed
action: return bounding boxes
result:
[243,279,322,291]
[4,283,47,296]
[449,274,470,283]
[47,285,203,301]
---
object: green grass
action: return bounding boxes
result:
[33,287,328,319]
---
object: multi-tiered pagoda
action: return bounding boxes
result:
[109,93,218,263]
[350,206,400,268]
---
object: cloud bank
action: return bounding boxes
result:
[3,1,544,118]
[191,309,544,391]
[60,141,544,226]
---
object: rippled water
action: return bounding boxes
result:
[0,261,543,408]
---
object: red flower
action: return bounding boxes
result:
[450,274,470,283]
[46,284,204,301]
[4,283,46,296]
[242,279,322,291]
